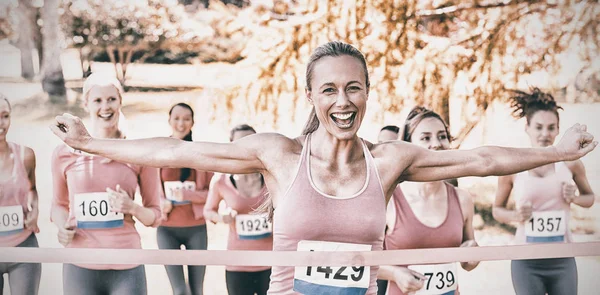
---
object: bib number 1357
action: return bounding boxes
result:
[525,210,566,243]
[293,240,371,295]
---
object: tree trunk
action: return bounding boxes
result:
[15,0,37,80]
[34,9,43,66]
[452,106,488,148]
[41,0,66,103]
[433,93,451,129]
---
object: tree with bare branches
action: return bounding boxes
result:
[61,0,214,85]
[223,0,599,144]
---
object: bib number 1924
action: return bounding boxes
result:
[235,213,272,240]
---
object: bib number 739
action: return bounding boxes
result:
[408,263,457,295]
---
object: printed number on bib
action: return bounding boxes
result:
[525,210,566,243]
[408,263,457,295]
[0,205,24,236]
[163,181,195,205]
[235,213,271,240]
[75,192,124,229]
[293,241,371,295]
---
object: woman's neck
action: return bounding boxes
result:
[91,125,121,139]
[0,140,9,156]
[311,127,361,164]
[171,132,188,140]
[403,180,445,200]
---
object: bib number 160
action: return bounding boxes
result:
[78,200,116,217]
[74,192,124,229]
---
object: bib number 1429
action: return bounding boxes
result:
[293,240,371,295]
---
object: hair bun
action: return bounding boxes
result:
[508,87,561,120]
[406,106,431,121]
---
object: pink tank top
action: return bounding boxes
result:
[512,162,573,244]
[268,135,386,295]
[383,183,464,295]
[51,144,162,270]
[0,143,34,247]
[160,168,212,227]
[205,173,272,272]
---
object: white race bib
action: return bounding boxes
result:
[163,181,195,205]
[525,210,566,243]
[0,205,24,236]
[235,213,272,240]
[293,241,371,295]
[74,192,124,229]
[408,263,458,295]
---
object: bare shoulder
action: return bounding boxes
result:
[369,140,417,171]
[51,143,71,158]
[455,187,474,208]
[369,140,417,159]
[249,133,302,152]
[251,133,303,171]
[367,140,417,194]
[564,159,585,174]
[22,146,35,160]
[21,145,36,169]
[209,172,226,187]
[454,186,474,218]
[498,173,515,184]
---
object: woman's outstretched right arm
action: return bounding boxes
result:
[50,113,276,174]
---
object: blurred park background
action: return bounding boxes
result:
[0,0,599,294]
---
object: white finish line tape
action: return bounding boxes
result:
[1,242,599,266]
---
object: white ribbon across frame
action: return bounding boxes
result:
[0,242,599,266]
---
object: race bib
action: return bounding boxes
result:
[293,241,371,295]
[235,213,272,240]
[525,210,566,243]
[74,193,124,229]
[0,205,24,236]
[163,181,195,205]
[408,263,457,295]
